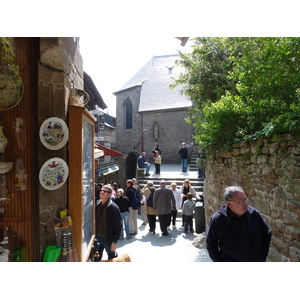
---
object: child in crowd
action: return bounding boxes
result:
[182,192,195,233]
[154,150,162,175]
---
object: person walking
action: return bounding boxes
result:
[170,182,182,228]
[206,186,272,262]
[114,188,131,240]
[137,152,151,176]
[180,179,199,227]
[125,179,140,235]
[153,180,176,236]
[178,142,188,172]
[95,184,122,261]
[182,193,195,233]
[141,181,157,234]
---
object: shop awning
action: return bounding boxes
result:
[95,144,127,157]
[101,164,119,176]
[94,148,104,159]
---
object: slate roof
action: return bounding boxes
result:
[114,54,192,112]
[84,72,107,110]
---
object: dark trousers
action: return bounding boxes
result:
[171,210,177,226]
[184,215,194,232]
[147,214,156,232]
[181,199,187,225]
[158,214,170,235]
[95,235,118,261]
[155,163,160,174]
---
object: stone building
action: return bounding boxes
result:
[114,54,194,179]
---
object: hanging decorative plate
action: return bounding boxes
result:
[39,117,69,150]
[39,157,69,190]
[0,65,24,111]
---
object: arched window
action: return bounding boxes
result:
[125,100,132,129]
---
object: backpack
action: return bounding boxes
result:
[147,189,155,207]
[132,187,141,210]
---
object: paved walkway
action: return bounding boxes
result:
[98,163,211,262]
[106,163,212,262]
[111,214,212,263]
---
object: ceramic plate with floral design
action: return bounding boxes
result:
[39,157,69,190]
[39,117,69,150]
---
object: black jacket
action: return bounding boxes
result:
[114,196,130,213]
[179,147,188,159]
[206,205,272,262]
[96,198,122,244]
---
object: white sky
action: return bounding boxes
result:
[79,37,193,117]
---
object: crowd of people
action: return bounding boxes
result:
[93,143,271,262]
[93,177,203,261]
[93,180,272,262]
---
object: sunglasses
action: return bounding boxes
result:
[100,190,111,193]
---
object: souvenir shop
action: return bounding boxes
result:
[0,37,96,262]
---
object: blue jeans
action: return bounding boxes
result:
[95,235,117,261]
[120,211,130,238]
[181,158,188,172]
[139,164,151,175]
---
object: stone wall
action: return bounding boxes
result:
[115,86,142,154]
[141,109,194,164]
[38,38,83,258]
[204,134,300,262]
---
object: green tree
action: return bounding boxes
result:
[174,37,300,152]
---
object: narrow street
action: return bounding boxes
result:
[106,214,212,263]
[106,163,212,262]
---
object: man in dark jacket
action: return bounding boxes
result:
[153,180,176,236]
[178,142,188,172]
[95,184,122,261]
[126,179,140,234]
[137,152,151,176]
[206,186,272,262]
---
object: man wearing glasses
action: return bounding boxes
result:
[206,186,272,262]
[95,185,122,261]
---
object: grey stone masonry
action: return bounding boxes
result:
[204,134,300,262]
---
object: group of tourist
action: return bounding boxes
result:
[93,145,272,262]
[93,177,203,260]
[137,142,193,175]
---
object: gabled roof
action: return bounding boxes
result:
[139,74,191,112]
[115,54,180,92]
[84,72,107,110]
[114,54,192,112]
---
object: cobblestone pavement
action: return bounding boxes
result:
[112,214,212,263]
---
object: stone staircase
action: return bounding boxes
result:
[189,151,198,171]
[138,177,203,194]
[137,152,203,194]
